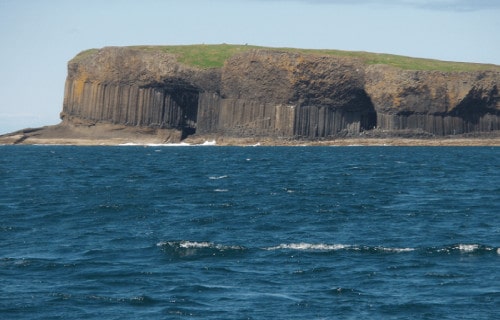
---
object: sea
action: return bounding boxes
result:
[1,145,499,319]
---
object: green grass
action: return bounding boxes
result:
[75,44,500,72]
[71,48,99,63]
[130,44,262,68]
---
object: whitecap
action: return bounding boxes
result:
[157,240,244,251]
[264,243,416,253]
[265,243,350,251]
[214,189,229,192]
[179,241,213,249]
[374,246,415,253]
[156,240,213,249]
[456,244,479,252]
[209,175,228,180]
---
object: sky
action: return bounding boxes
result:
[0,0,499,134]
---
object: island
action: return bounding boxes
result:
[1,44,499,146]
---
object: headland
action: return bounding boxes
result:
[1,44,499,146]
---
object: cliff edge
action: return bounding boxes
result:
[2,44,500,145]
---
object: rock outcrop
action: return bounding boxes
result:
[60,46,500,141]
[365,65,500,135]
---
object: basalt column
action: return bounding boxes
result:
[219,50,377,138]
[62,79,199,137]
[365,65,500,135]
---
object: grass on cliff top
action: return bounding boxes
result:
[76,44,500,72]
[131,44,262,68]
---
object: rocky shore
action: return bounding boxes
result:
[1,122,499,146]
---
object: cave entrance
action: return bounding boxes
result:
[360,111,377,131]
[169,90,199,139]
[160,80,200,139]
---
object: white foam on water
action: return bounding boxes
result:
[148,142,191,147]
[157,240,244,251]
[497,248,500,255]
[156,240,213,249]
[214,189,229,192]
[199,140,216,146]
[209,175,228,180]
[118,142,191,146]
[265,243,351,251]
[264,243,416,253]
[456,244,479,252]
[375,246,415,253]
[179,241,213,249]
[119,142,140,146]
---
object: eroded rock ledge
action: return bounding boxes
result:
[3,46,500,144]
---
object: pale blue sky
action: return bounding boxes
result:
[1,0,499,134]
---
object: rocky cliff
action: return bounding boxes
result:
[60,46,500,141]
[365,65,500,135]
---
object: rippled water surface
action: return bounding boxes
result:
[1,146,499,319]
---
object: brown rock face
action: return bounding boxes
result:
[205,50,375,137]
[61,47,500,140]
[62,47,219,138]
[365,65,500,135]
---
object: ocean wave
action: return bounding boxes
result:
[157,241,246,258]
[265,243,351,251]
[372,246,416,253]
[157,240,244,250]
[264,243,414,253]
[208,175,228,180]
[157,241,498,257]
[434,243,497,254]
[456,244,480,252]
[263,243,497,254]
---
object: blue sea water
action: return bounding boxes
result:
[0,145,499,319]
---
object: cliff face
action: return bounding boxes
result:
[61,46,500,140]
[365,65,500,135]
[62,47,219,138]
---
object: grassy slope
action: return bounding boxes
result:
[76,44,500,72]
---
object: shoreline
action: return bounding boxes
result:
[1,124,499,147]
[2,136,499,147]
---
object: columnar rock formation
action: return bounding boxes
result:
[61,46,500,140]
[365,65,500,135]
